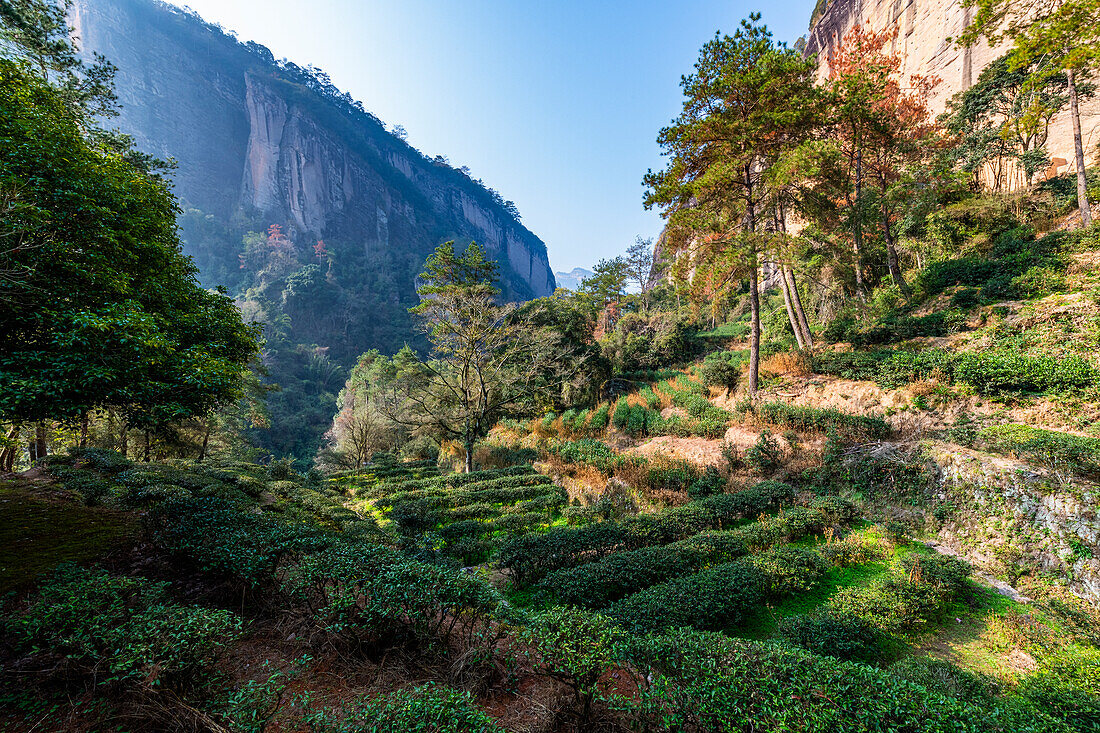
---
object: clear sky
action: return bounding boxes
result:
[168,1,813,273]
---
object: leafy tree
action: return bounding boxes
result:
[321,348,416,469]
[391,242,530,472]
[644,15,818,394]
[961,0,1100,225]
[623,236,663,310]
[0,53,259,436]
[942,53,1072,189]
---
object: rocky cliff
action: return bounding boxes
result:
[69,0,556,303]
[805,0,1099,182]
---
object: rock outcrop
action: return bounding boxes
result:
[70,0,556,302]
[805,0,1099,183]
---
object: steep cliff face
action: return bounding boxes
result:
[805,0,1099,181]
[70,0,556,302]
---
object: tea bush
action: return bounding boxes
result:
[305,683,503,732]
[979,424,1100,475]
[620,629,1065,732]
[752,401,890,442]
[777,609,889,664]
[10,564,241,688]
[608,560,766,633]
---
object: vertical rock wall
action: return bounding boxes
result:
[805,0,1100,182]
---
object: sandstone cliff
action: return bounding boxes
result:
[805,0,1099,182]
[70,0,556,302]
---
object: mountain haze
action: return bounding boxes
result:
[71,0,556,307]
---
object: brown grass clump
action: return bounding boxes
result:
[761,350,812,376]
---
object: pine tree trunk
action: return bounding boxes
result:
[1067,69,1093,227]
[464,439,474,474]
[748,263,761,396]
[853,146,867,300]
[779,264,805,349]
[786,267,814,348]
[79,412,89,448]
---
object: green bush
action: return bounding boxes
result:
[812,348,1097,395]
[979,424,1100,474]
[620,629,1065,732]
[701,359,740,394]
[306,683,503,732]
[777,610,889,664]
[10,564,241,687]
[752,401,890,442]
[500,484,796,585]
[521,608,619,722]
[688,465,725,499]
[608,560,766,633]
[750,547,828,597]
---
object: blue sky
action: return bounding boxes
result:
[170,1,814,273]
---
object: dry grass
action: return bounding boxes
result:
[761,350,813,376]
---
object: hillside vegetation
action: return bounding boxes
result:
[2,0,1100,731]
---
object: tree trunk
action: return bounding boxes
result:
[120,423,129,459]
[0,424,19,472]
[853,146,867,300]
[748,262,761,396]
[79,412,89,448]
[880,188,911,298]
[199,422,211,462]
[779,264,805,349]
[464,439,474,474]
[34,423,47,463]
[786,267,814,348]
[1067,68,1093,227]
[143,430,150,463]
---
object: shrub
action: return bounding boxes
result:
[619,629,1063,732]
[701,359,740,394]
[521,608,619,722]
[608,560,766,633]
[828,576,948,634]
[750,547,828,597]
[688,466,725,499]
[306,683,503,732]
[744,430,781,473]
[752,401,890,442]
[10,564,241,688]
[978,424,1100,475]
[777,610,889,664]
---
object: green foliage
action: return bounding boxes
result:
[745,430,782,473]
[608,560,766,633]
[305,683,503,732]
[979,423,1100,474]
[812,348,1098,395]
[500,482,796,585]
[826,309,969,346]
[828,554,971,635]
[752,401,890,441]
[521,608,619,720]
[701,359,740,394]
[9,564,241,687]
[777,609,890,664]
[620,629,1066,732]
[0,60,260,427]
[688,465,726,499]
